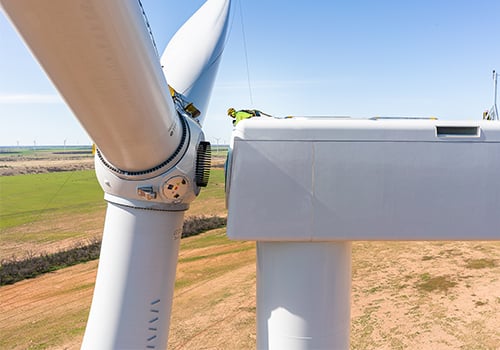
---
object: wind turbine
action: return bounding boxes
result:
[5,1,500,349]
[215,137,221,153]
[0,0,231,349]
[491,70,498,120]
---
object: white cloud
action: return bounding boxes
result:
[0,93,63,104]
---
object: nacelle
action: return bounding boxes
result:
[226,118,500,241]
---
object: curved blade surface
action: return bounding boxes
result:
[1,0,181,172]
[161,0,231,125]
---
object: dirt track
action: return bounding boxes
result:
[0,157,95,176]
[0,152,226,176]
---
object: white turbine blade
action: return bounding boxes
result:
[1,0,181,172]
[161,0,231,125]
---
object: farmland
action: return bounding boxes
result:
[0,152,499,349]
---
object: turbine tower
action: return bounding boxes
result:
[0,0,231,348]
[5,1,500,349]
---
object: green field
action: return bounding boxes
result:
[0,168,226,259]
[0,170,104,230]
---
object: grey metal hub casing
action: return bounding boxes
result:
[95,116,206,211]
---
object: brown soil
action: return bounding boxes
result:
[0,153,226,176]
[350,241,500,349]
[1,239,498,349]
[0,157,95,176]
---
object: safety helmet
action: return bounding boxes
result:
[227,108,236,117]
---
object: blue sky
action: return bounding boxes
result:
[1,0,499,146]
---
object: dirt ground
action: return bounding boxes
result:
[0,151,226,176]
[350,241,499,349]
[0,156,95,176]
[1,238,498,349]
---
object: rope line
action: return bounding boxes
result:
[238,0,254,106]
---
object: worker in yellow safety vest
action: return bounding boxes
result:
[227,108,257,125]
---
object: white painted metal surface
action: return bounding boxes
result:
[0,0,181,172]
[492,70,499,120]
[257,242,351,350]
[93,116,206,211]
[161,0,231,125]
[81,203,183,350]
[226,117,500,349]
[2,1,232,349]
[227,118,500,241]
